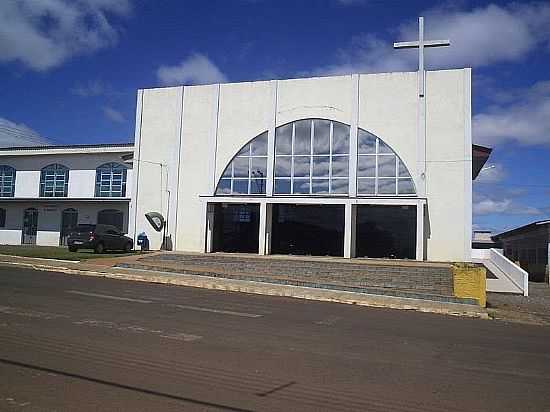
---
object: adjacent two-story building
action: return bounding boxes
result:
[0,143,133,246]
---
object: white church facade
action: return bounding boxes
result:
[129,69,487,262]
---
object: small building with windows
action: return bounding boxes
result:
[0,143,133,246]
[129,69,489,262]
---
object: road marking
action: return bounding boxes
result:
[168,304,263,318]
[66,290,152,304]
[0,305,69,320]
[73,319,202,342]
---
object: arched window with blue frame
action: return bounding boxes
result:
[40,164,69,197]
[95,162,127,197]
[0,165,16,197]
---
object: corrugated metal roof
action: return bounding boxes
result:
[0,143,134,151]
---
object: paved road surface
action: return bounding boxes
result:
[1,266,549,411]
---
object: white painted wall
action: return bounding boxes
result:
[131,69,472,261]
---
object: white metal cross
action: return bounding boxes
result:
[394,17,450,97]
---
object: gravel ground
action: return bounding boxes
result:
[487,282,550,325]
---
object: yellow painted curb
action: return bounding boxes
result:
[453,264,486,307]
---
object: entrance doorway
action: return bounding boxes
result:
[271,204,345,257]
[212,203,260,253]
[356,205,416,259]
[60,208,78,245]
[22,208,38,245]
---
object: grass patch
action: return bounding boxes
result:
[0,245,140,261]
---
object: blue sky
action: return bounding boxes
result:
[0,0,549,233]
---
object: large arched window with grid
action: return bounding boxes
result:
[95,162,127,197]
[214,119,415,197]
[40,164,69,197]
[0,166,16,197]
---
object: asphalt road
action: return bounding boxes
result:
[1,267,549,412]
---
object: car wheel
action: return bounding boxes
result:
[94,242,105,254]
[124,242,132,253]
[68,246,78,252]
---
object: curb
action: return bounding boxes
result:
[0,259,489,319]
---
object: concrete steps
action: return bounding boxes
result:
[117,253,474,305]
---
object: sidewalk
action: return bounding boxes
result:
[0,252,489,319]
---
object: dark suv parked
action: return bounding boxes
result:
[67,224,133,253]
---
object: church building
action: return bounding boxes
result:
[129,68,489,262]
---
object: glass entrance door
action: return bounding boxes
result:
[212,203,260,253]
[22,208,38,245]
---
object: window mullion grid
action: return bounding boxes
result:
[309,120,314,195]
[328,121,333,194]
[290,122,295,194]
[395,155,399,196]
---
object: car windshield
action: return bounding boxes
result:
[74,224,96,233]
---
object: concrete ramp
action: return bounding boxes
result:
[472,249,528,296]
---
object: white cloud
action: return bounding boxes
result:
[312,2,550,75]
[475,163,506,183]
[103,106,125,123]
[0,0,131,71]
[473,80,550,146]
[473,190,542,216]
[0,117,50,147]
[71,79,107,97]
[157,53,228,86]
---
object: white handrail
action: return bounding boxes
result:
[489,248,529,296]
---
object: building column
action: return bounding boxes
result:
[205,203,215,253]
[416,201,425,261]
[344,203,356,258]
[259,202,272,255]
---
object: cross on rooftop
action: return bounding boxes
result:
[394,17,450,97]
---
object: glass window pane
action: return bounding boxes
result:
[398,178,415,194]
[313,119,330,154]
[378,140,393,154]
[398,159,410,177]
[293,156,310,178]
[233,179,249,194]
[294,120,311,155]
[378,178,396,195]
[222,164,232,178]
[274,179,291,194]
[358,178,375,195]
[378,155,396,177]
[216,179,231,195]
[275,124,292,155]
[250,179,266,194]
[312,156,330,177]
[358,130,376,154]
[237,144,250,157]
[275,156,291,177]
[251,132,268,156]
[331,155,349,177]
[293,178,310,194]
[233,157,249,178]
[311,179,329,194]
[332,122,349,154]
[250,157,267,178]
[330,178,348,194]
[357,155,376,177]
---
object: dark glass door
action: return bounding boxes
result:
[271,204,345,257]
[212,203,260,253]
[60,208,78,245]
[356,205,417,259]
[22,208,38,245]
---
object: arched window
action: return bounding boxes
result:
[0,166,16,197]
[97,209,124,231]
[40,164,69,197]
[95,162,127,197]
[217,132,268,195]
[214,119,416,197]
